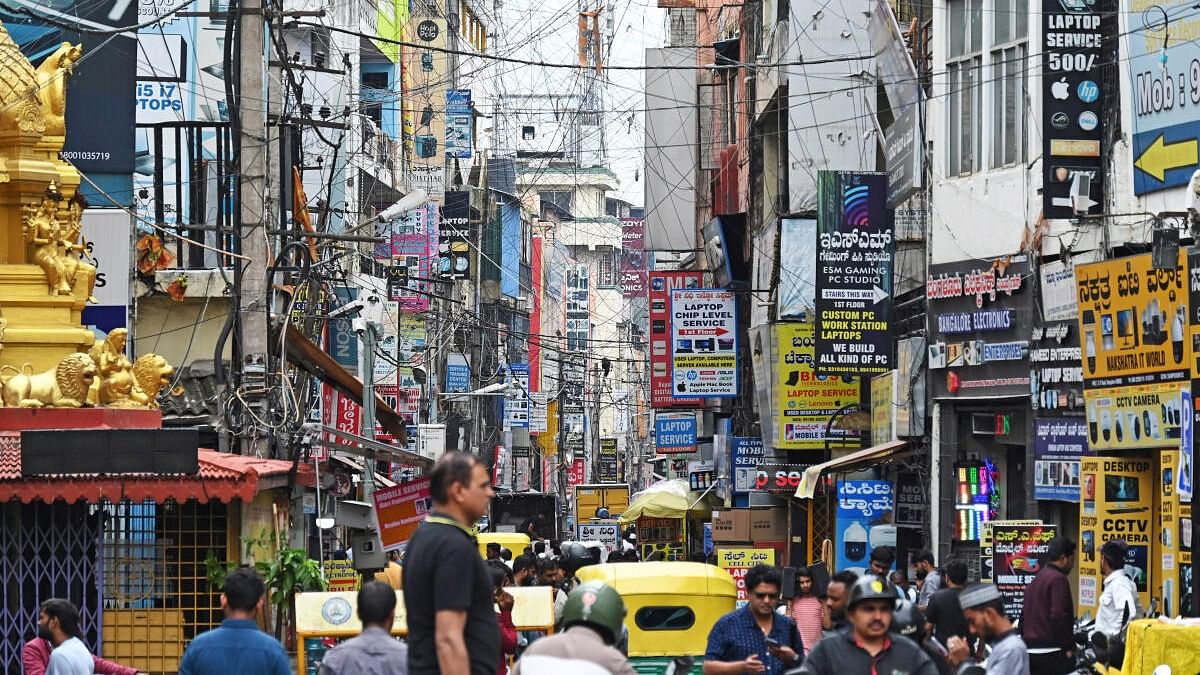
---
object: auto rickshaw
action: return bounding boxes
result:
[477,532,531,559]
[576,561,736,675]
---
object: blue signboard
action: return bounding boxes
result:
[445,365,470,393]
[655,412,697,452]
[1033,418,1089,502]
[835,480,895,575]
[731,437,766,497]
[326,287,358,373]
[1126,0,1200,193]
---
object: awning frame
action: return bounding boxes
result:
[794,440,914,499]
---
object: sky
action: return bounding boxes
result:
[483,0,667,206]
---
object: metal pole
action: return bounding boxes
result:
[1192,390,1199,616]
[558,357,568,534]
[361,324,378,498]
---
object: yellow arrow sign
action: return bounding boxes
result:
[1134,134,1199,182]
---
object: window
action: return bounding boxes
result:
[990,0,1028,167]
[946,0,982,175]
[634,607,696,631]
[360,71,388,128]
[539,190,573,212]
[522,125,536,140]
[597,246,616,287]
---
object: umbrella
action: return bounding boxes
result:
[619,479,715,523]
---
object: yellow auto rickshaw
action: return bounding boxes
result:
[577,561,736,674]
[477,532,531,559]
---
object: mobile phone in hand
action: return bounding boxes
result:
[765,637,781,649]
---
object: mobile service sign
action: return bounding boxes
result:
[671,288,738,397]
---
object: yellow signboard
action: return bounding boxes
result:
[1078,456,1154,615]
[1075,250,1190,387]
[716,547,778,603]
[871,371,895,446]
[774,323,861,450]
[1082,381,1186,451]
[1157,450,1181,617]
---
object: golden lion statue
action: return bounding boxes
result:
[0,352,96,408]
[132,354,174,409]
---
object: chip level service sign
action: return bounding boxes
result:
[671,288,738,397]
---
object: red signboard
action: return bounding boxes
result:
[322,384,361,458]
[567,458,586,497]
[649,271,705,408]
[621,219,647,298]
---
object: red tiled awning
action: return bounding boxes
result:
[0,432,314,504]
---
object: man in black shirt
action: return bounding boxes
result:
[923,560,970,653]
[404,451,499,675]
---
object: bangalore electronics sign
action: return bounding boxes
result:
[671,288,738,397]
[814,171,894,376]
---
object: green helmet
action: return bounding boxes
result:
[561,581,627,644]
[848,574,898,610]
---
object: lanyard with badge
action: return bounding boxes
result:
[425,515,477,541]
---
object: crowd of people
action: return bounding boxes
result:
[21,451,1145,675]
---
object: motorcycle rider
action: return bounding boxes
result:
[797,575,937,675]
[513,581,636,675]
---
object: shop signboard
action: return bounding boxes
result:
[731,437,767,495]
[835,480,896,575]
[1075,250,1190,389]
[445,353,470,393]
[894,471,926,528]
[566,458,586,498]
[1033,418,1089,501]
[504,363,530,429]
[372,478,432,551]
[716,547,777,605]
[670,288,738,397]
[754,463,818,493]
[655,411,698,454]
[578,520,621,560]
[992,523,1058,618]
[437,191,472,279]
[1082,381,1187,452]
[872,371,896,445]
[621,218,648,297]
[774,323,862,450]
[1030,321,1084,414]
[1079,456,1154,613]
[1159,450,1183,616]
[649,271,705,407]
[1041,0,1106,215]
[927,256,1034,398]
[599,438,620,483]
[814,171,894,376]
[322,559,360,592]
[445,89,473,159]
[980,519,1042,584]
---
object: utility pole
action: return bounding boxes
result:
[557,356,568,534]
[237,0,271,456]
[591,364,601,482]
[356,294,385,499]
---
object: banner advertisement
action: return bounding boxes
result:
[1124,0,1200,194]
[567,458,586,497]
[1040,254,1096,321]
[774,323,862,450]
[1075,250,1190,388]
[732,437,767,495]
[437,191,472,279]
[814,171,894,376]
[599,438,620,483]
[755,463,819,493]
[671,288,738,397]
[402,17,448,197]
[980,519,1043,583]
[1079,456,1154,612]
[445,89,473,159]
[649,271,705,407]
[655,411,698,454]
[578,521,622,560]
[372,478,433,551]
[504,363,530,429]
[529,392,549,434]
[1031,321,1084,415]
[1159,449,1183,616]
[779,218,817,321]
[621,218,648,297]
[872,371,896,446]
[386,203,438,313]
[835,480,896,575]
[1034,418,1089,501]
[717,547,777,604]
[1082,381,1187,452]
[927,256,1034,398]
[1041,0,1106,215]
[992,523,1059,617]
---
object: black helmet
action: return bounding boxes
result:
[560,542,593,576]
[848,574,898,610]
[891,600,926,641]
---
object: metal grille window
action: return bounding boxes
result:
[97,499,230,674]
[540,190,573,212]
[946,0,982,175]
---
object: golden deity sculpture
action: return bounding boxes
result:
[0,23,171,408]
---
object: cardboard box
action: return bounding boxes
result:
[750,508,788,541]
[711,509,750,542]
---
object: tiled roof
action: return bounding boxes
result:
[0,432,312,504]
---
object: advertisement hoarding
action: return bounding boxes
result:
[1082,381,1187,452]
[731,437,767,495]
[716,547,777,605]
[578,521,622,560]
[774,323,862,450]
[1075,250,1190,389]
[649,271,704,407]
[1078,456,1154,613]
[670,288,738,397]
[655,412,698,454]
[992,523,1058,617]
[621,218,647,297]
[1033,418,1089,501]
[835,480,896,575]
[814,171,893,376]
[372,478,433,551]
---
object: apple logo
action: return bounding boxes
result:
[1051,77,1070,100]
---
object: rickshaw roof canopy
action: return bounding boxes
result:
[619,479,713,523]
[577,561,737,597]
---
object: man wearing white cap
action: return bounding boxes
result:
[946,584,1029,675]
